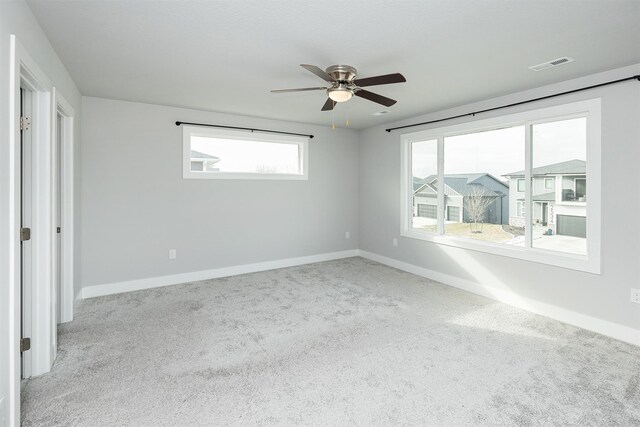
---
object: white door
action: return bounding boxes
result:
[20,87,33,378]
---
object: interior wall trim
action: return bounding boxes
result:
[358,250,640,347]
[81,249,359,299]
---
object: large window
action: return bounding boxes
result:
[182,126,308,180]
[401,99,601,273]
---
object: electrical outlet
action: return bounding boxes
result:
[393,238,398,247]
[345,231,350,240]
[168,249,177,260]
[631,288,640,304]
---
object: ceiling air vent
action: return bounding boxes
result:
[528,57,574,72]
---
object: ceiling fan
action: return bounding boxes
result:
[271,64,406,111]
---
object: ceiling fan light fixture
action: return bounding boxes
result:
[327,86,353,103]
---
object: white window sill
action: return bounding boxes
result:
[183,171,308,180]
[556,201,587,206]
[401,228,599,274]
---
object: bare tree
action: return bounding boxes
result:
[255,164,278,174]
[464,185,495,233]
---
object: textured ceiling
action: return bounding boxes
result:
[27,0,640,129]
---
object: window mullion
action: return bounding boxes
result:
[437,136,445,235]
[524,123,532,248]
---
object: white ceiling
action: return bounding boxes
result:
[27,0,640,129]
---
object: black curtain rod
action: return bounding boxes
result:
[175,121,314,139]
[385,75,640,133]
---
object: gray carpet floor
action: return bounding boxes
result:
[21,257,640,426]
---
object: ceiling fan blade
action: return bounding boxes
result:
[271,87,327,93]
[353,73,406,87]
[301,64,333,82]
[321,98,335,111]
[354,89,397,107]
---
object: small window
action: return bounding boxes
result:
[182,126,308,180]
[516,200,525,217]
[544,177,554,190]
[575,178,586,200]
[517,178,525,192]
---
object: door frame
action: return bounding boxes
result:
[8,35,59,425]
[54,91,75,325]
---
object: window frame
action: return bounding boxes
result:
[182,125,309,180]
[400,98,601,274]
[517,178,525,192]
[544,177,554,190]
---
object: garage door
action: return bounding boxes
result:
[417,203,437,219]
[557,215,586,238]
[447,206,460,222]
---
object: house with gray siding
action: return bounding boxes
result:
[190,150,220,172]
[503,159,586,237]
[413,174,509,224]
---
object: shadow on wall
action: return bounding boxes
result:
[404,240,593,318]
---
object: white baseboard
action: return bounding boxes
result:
[80,247,638,347]
[81,249,359,299]
[358,250,640,347]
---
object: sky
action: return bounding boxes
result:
[412,117,586,181]
[191,137,300,174]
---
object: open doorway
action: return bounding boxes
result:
[54,93,75,327]
[15,40,60,383]
[9,37,77,425]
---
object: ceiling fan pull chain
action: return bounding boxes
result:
[332,106,336,130]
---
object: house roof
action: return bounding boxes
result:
[413,177,427,192]
[416,173,508,197]
[504,159,586,177]
[190,150,219,160]
[533,192,556,201]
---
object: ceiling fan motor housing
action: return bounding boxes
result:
[326,65,358,84]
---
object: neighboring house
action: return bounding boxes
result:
[190,150,221,171]
[413,174,509,224]
[503,159,586,238]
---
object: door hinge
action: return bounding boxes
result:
[20,227,31,242]
[20,116,31,131]
[20,337,31,352]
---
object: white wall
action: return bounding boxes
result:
[0,1,82,425]
[80,97,359,289]
[359,65,640,337]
